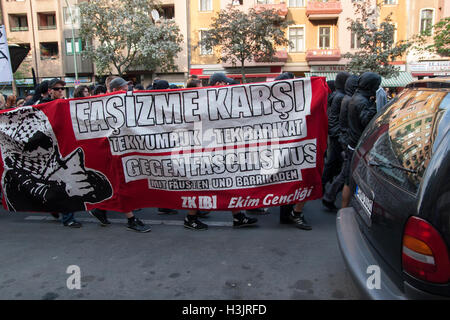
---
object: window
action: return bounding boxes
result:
[65,38,82,55]
[289,27,304,52]
[199,0,212,11]
[351,30,361,49]
[38,13,56,30]
[383,0,396,4]
[232,0,243,5]
[288,0,304,7]
[40,42,59,60]
[420,9,433,34]
[199,30,212,55]
[319,27,331,49]
[361,91,449,194]
[9,14,28,32]
[161,5,175,19]
[63,6,80,25]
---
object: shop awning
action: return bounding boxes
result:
[304,71,415,87]
[380,72,415,87]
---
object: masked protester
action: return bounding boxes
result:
[342,72,381,208]
[323,75,358,209]
[322,72,350,210]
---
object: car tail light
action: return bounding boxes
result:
[402,216,450,283]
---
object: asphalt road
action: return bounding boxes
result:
[0,198,362,300]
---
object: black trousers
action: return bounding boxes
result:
[279,204,294,224]
[322,137,343,187]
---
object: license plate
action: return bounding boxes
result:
[355,185,373,218]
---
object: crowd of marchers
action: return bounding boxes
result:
[0,70,389,233]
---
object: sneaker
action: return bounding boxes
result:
[127,218,151,233]
[246,208,269,215]
[184,216,208,230]
[233,213,258,228]
[89,210,110,226]
[158,208,178,215]
[322,199,338,211]
[196,210,210,218]
[288,211,312,230]
[63,220,82,228]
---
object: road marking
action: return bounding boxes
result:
[24,216,233,227]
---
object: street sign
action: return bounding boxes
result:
[74,80,81,85]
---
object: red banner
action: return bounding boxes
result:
[0,77,328,213]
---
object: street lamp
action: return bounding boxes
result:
[65,0,78,82]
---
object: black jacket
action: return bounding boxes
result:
[347,72,381,148]
[328,72,350,138]
[326,80,336,111]
[338,75,359,148]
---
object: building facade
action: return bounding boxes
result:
[1,0,95,96]
[189,0,448,85]
[406,0,450,78]
[1,0,448,94]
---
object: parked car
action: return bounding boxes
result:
[337,78,450,299]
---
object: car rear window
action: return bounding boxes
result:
[365,89,449,194]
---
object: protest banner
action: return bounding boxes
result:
[0,77,328,212]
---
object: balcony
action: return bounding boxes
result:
[306,0,342,20]
[254,3,288,18]
[306,48,341,61]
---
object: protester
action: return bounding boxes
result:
[5,95,17,109]
[93,84,107,95]
[274,72,312,229]
[32,78,82,227]
[322,72,350,211]
[24,80,50,106]
[274,72,295,81]
[16,99,25,108]
[152,79,170,90]
[89,76,151,232]
[323,75,359,209]
[343,72,381,208]
[40,78,66,103]
[208,73,234,86]
[105,75,119,92]
[326,80,336,110]
[186,78,202,88]
[88,84,96,96]
[73,85,90,98]
[23,93,34,105]
[134,84,144,91]
[183,72,258,231]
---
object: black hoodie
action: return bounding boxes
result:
[326,80,336,110]
[327,72,350,138]
[338,75,359,148]
[347,72,381,148]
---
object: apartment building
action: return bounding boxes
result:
[141,0,188,87]
[1,0,95,96]
[189,0,448,85]
[190,0,298,83]
[2,0,447,93]
[406,0,450,78]
[189,0,408,83]
[1,0,189,94]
